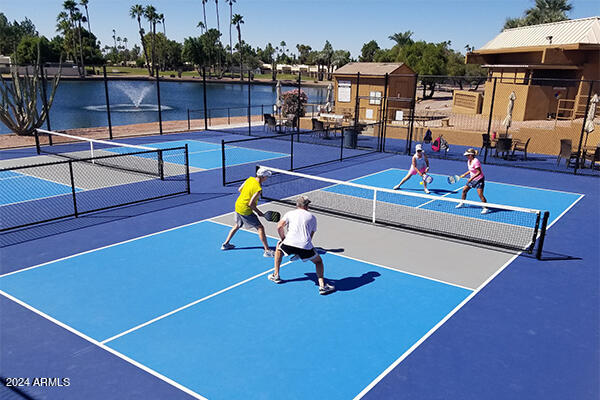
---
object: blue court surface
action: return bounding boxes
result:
[0,170,80,206]
[1,140,597,400]
[108,139,287,170]
[0,220,469,399]
[339,168,583,227]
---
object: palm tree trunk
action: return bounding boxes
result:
[138,18,152,76]
[77,21,86,77]
[203,2,207,29]
[229,4,233,58]
[84,6,91,32]
[237,28,242,81]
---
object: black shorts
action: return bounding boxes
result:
[279,243,318,261]
[467,178,485,190]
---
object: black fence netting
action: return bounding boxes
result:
[0,146,190,231]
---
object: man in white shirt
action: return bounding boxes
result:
[267,195,335,295]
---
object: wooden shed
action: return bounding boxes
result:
[332,62,416,123]
[466,17,600,121]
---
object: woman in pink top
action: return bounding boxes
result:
[455,148,489,214]
[393,144,431,194]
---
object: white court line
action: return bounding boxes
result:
[352,253,520,400]
[0,174,28,181]
[0,191,78,208]
[0,289,209,400]
[353,184,584,399]
[102,260,293,344]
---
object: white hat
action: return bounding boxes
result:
[256,167,272,177]
[463,148,478,156]
[415,144,423,151]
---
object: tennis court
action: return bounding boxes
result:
[1,128,597,400]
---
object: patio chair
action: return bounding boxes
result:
[583,146,600,169]
[557,139,578,167]
[284,115,298,131]
[480,133,496,155]
[494,137,512,159]
[311,118,328,138]
[511,137,531,160]
[265,115,277,132]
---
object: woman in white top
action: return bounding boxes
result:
[393,144,431,194]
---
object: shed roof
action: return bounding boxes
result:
[480,17,600,50]
[333,62,409,76]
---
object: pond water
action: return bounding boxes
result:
[0,80,327,134]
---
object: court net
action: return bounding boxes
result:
[259,165,550,254]
[35,129,167,178]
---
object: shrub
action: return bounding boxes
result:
[281,89,308,117]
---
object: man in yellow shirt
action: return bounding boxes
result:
[221,167,275,257]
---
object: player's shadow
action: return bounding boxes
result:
[281,271,380,293]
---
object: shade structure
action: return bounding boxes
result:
[325,82,333,112]
[275,80,282,115]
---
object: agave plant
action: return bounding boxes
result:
[0,53,61,136]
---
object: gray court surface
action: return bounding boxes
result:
[211,203,519,290]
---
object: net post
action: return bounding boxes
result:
[202,67,208,131]
[158,149,165,180]
[68,160,79,218]
[221,139,226,186]
[155,67,163,135]
[103,65,113,140]
[536,211,550,260]
[372,189,377,223]
[185,144,191,194]
[484,77,497,164]
[34,129,41,154]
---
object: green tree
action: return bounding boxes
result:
[183,36,206,71]
[359,40,379,62]
[332,49,350,69]
[398,41,449,98]
[0,13,38,56]
[227,0,236,59]
[296,44,311,64]
[321,41,334,79]
[144,5,160,73]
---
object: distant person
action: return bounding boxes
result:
[393,144,431,193]
[267,195,335,295]
[221,167,275,257]
[455,148,489,214]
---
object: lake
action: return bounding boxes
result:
[0,80,327,134]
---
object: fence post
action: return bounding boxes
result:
[155,67,163,135]
[574,80,595,174]
[202,66,208,130]
[228,107,231,125]
[187,108,190,130]
[248,69,252,136]
[484,77,498,163]
[290,131,294,170]
[39,63,52,132]
[406,74,419,154]
[354,72,361,128]
[221,139,226,186]
[296,73,302,136]
[103,65,113,140]
[68,160,79,218]
[379,73,389,152]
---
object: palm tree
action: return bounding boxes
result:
[388,31,414,47]
[214,0,221,32]
[197,21,206,34]
[228,0,236,58]
[525,0,572,24]
[201,0,208,31]
[123,37,128,50]
[232,13,243,80]
[130,4,152,76]
[159,13,165,36]
[112,29,117,50]
[79,0,91,32]
[73,11,86,75]
[62,1,83,76]
[144,5,159,74]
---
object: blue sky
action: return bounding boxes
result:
[3,0,599,57]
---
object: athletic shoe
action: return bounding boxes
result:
[424,188,430,194]
[393,184,401,190]
[221,243,235,250]
[267,273,282,284]
[263,249,275,257]
[455,202,464,209]
[319,283,335,295]
[481,207,490,214]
